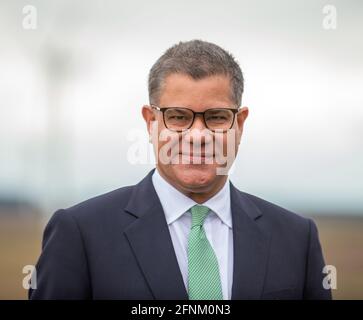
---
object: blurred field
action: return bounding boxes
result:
[0,214,43,300]
[0,213,362,299]
[313,216,363,299]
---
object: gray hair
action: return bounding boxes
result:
[148,39,244,106]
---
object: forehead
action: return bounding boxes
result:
[158,73,233,109]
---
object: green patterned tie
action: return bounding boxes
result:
[188,205,223,300]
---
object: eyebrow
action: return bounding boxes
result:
[206,109,229,114]
[168,108,189,114]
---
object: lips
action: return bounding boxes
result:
[179,152,214,157]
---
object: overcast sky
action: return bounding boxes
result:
[0,0,362,215]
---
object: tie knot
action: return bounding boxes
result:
[190,205,210,228]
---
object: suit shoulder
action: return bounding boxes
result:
[239,190,312,230]
[60,184,135,221]
[237,191,316,247]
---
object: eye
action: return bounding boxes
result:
[207,115,228,120]
[206,115,229,122]
[167,115,188,121]
[168,115,188,120]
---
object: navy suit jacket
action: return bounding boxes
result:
[29,169,331,299]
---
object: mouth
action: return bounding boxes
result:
[179,152,214,158]
[177,152,216,165]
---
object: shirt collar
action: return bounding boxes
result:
[152,168,232,228]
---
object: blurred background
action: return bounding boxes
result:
[0,0,362,299]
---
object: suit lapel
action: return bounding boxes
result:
[230,182,271,299]
[123,170,271,300]
[124,169,188,300]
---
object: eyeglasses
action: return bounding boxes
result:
[151,105,240,132]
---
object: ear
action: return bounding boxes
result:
[142,105,156,135]
[236,106,249,143]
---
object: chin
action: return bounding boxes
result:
[170,164,218,190]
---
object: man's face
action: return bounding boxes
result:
[142,73,248,194]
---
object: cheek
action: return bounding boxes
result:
[155,130,181,162]
[229,126,241,146]
[213,134,229,156]
[214,130,239,158]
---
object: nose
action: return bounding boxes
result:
[190,114,206,131]
[182,114,213,146]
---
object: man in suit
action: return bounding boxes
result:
[29,40,331,300]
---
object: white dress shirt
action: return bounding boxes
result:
[152,169,234,300]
